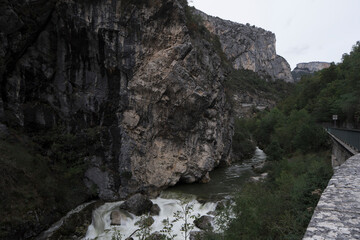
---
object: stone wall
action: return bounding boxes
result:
[303,154,360,239]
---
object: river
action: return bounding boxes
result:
[82,147,266,240]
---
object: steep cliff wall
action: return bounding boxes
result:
[292,61,331,81]
[194,10,293,83]
[0,1,295,238]
[0,0,233,202]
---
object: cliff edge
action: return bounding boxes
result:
[194,9,293,82]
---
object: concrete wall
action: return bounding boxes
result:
[329,133,357,168]
[331,137,355,168]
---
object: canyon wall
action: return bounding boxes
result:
[0,1,295,202]
[195,10,294,83]
[0,1,296,238]
[1,0,233,200]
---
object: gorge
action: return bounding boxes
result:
[1,0,294,239]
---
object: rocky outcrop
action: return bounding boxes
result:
[194,10,293,83]
[292,61,331,81]
[110,210,123,226]
[0,0,57,121]
[232,90,276,118]
[120,193,153,216]
[150,204,161,216]
[194,215,213,231]
[1,0,233,201]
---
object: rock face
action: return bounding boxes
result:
[1,0,233,200]
[232,90,276,118]
[0,0,291,204]
[292,62,331,81]
[120,193,153,216]
[194,10,293,83]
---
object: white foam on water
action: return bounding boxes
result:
[83,197,217,240]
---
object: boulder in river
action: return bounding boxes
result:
[150,204,161,216]
[194,215,213,231]
[250,172,268,182]
[110,210,122,226]
[120,193,153,216]
[199,172,211,183]
[215,199,231,212]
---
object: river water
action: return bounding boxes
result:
[83,147,266,240]
[165,147,266,201]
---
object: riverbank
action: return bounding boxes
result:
[60,148,268,240]
[222,151,333,239]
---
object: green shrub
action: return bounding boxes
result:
[221,153,332,240]
[280,41,360,127]
[232,118,256,160]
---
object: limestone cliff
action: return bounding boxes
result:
[292,61,331,81]
[1,0,233,201]
[0,0,295,238]
[194,10,294,83]
[0,0,295,202]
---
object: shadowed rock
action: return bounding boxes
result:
[120,194,153,216]
[150,204,161,216]
[110,210,122,226]
[194,215,213,231]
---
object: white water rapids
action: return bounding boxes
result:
[83,197,217,240]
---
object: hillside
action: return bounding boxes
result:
[218,42,360,240]
[283,42,360,128]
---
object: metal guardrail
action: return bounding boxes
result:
[327,128,360,152]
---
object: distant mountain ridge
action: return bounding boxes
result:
[292,61,331,81]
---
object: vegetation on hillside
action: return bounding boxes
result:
[281,41,360,128]
[0,126,100,238]
[228,70,294,160]
[226,69,293,103]
[209,41,360,240]
[222,153,332,240]
[217,108,332,239]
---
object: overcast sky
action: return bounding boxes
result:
[189,0,360,69]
